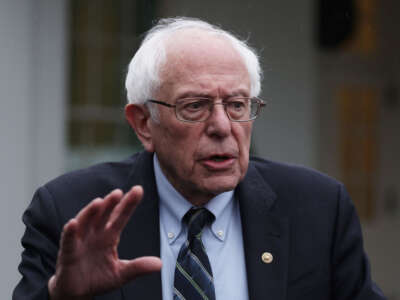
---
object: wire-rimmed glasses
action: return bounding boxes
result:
[146,97,266,123]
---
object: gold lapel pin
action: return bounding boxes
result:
[261,252,273,264]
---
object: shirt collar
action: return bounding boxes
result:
[154,154,234,244]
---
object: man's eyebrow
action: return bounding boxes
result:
[176,92,212,99]
[176,89,250,100]
[226,89,251,98]
[230,90,249,97]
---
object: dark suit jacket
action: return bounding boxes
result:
[13,151,385,300]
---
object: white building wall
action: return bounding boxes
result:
[0,1,66,298]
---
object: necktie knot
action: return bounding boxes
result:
[184,207,214,242]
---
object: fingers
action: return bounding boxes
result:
[59,186,142,256]
[95,189,124,229]
[107,186,143,234]
[119,256,162,282]
[73,189,125,236]
[74,197,103,237]
[59,218,80,260]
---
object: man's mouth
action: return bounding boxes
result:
[210,155,231,162]
[200,154,236,170]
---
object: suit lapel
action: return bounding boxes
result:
[237,162,290,300]
[118,151,163,299]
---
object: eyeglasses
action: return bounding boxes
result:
[146,97,266,123]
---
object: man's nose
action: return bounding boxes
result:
[205,102,231,138]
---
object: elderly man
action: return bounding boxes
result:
[14,18,385,300]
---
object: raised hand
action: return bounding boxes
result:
[48,186,162,300]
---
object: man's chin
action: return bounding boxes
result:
[181,174,243,205]
[201,177,240,195]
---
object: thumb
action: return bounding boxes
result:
[119,256,162,282]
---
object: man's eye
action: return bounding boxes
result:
[183,101,207,111]
[229,100,246,110]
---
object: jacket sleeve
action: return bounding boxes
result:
[13,186,63,300]
[332,184,386,300]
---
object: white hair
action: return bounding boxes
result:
[125,17,262,109]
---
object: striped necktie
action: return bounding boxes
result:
[173,208,216,300]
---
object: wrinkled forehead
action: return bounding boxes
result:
[159,29,248,82]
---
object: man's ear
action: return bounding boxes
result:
[125,103,155,152]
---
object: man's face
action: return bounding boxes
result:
[147,31,253,205]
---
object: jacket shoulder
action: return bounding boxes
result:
[38,152,148,221]
[247,156,345,217]
[249,156,342,192]
[46,153,139,190]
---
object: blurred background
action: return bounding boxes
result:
[1,0,399,298]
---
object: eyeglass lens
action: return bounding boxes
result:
[176,98,260,122]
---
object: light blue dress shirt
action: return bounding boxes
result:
[154,155,249,300]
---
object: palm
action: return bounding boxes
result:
[49,186,162,299]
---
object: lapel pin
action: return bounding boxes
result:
[261,252,273,264]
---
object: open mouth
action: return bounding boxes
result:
[200,154,235,170]
[210,155,231,162]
